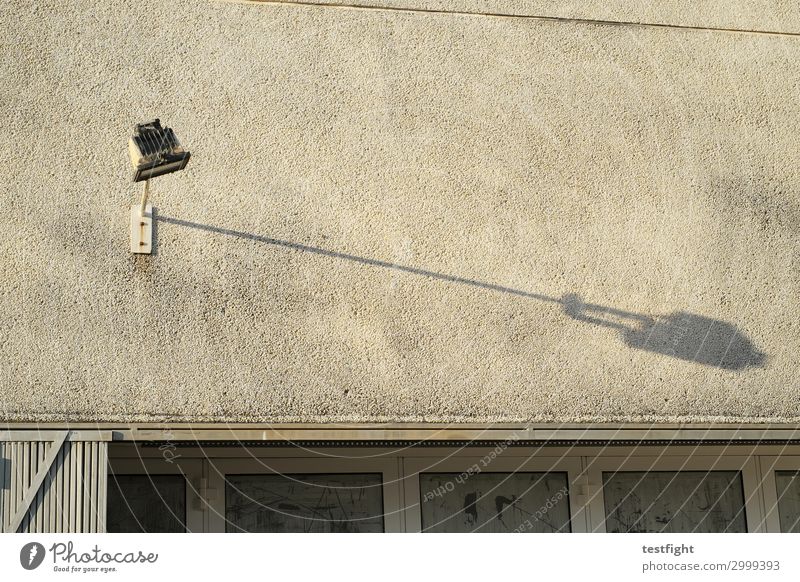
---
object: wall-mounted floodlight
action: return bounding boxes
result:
[128,119,191,254]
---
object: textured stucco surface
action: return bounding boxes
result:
[1,0,799,423]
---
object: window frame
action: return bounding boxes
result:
[584,455,763,533]
[107,444,800,533]
[205,457,402,533]
[402,454,585,532]
[758,455,800,533]
[107,457,205,532]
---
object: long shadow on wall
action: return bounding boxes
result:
[157,215,767,372]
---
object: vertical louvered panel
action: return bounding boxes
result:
[87,442,96,532]
[21,442,30,533]
[98,442,108,533]
[74,442,83,533]
[36,442,46,532]
[88,442,98,532]
[0,443,6,529]
[0,438,108,533]
[83,441,92,531]
[47,442,57,534]
[54,443,64,533]
[13,443,21,529]
[68,441,77,532]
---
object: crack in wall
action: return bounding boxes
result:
[222,0,800,38]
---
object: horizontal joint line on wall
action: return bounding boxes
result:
[234,0,800,38]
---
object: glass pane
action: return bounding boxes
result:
[775,470,800,533]
[603,471,746,533]
[419,472,570,532]
[225,473,384,532]
[107,474,186,533]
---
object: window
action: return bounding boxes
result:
[602,471,746,533]
[419,472,570,532]
[587,455,761,533]
[107,475,186,533]
[774,470,800,533]
[107,445,788,533]
[403,455,583,532]
[225,473,385,532]
[107,454,204,532]
[755,456,800,532]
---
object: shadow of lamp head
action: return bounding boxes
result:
[562,293,766,371]
[127,119,190,254]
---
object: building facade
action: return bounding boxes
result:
[1,0,799,533]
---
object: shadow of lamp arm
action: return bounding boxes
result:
[153,214,766,371]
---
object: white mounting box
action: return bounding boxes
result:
[130,203,153,254]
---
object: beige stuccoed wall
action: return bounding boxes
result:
[1,0,798,423]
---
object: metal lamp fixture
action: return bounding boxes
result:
[128,119,191,254]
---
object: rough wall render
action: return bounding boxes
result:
[1,1,798,422]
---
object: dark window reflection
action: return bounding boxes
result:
[107,474,186,533]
